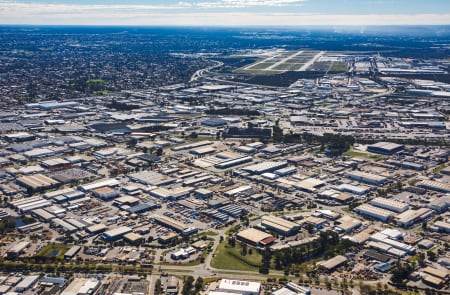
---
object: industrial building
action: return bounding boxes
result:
[261,215,300,236]
[6,241,31,258]
[129,171,176,186]
[153,215,198,236]
[17,174,59,191]
[354,204,396,222]
[367,142,404,155]
[236,228,275,247]
[61,278,99,295]
[216,279,261,295]
[242,161,288,174]
[319,255,347,271]
[272,282,311,295]
[64,245,81,260]
[346,171,388,185]
[369,197,409,213]
[395,208,433,227]
[15,275,39,292]
[102,226,133,241]
[418,180,450,193]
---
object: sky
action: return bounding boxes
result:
[1,0,450,26]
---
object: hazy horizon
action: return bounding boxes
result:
[1,0,450,26]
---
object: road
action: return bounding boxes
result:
[189,60,224,83]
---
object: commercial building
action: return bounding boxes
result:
[261,215,299,236]
[216,279,261,295]
[369,197,409,213]
[354,204,396,222]
[367,142,404,155]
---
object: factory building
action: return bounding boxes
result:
[369,197,409,213]
[354,204,395,222]
[61,278,99,295]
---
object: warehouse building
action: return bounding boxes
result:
[370,232,416,254]
[17,174,59,191]
[242,161,288,175]
[319,255,347,271]
[15,275,39,292]
[261,215,300,236]
[78,178,120,192]
[336,183,371,195]
[367,142,404,155]
[216,279,261,295]
[434,220,450,233]
[272,282,311,295]
[214,156,253,169]
[346,171,388,185]
[418,180,450,193]
[6,241,31,258]
[354,204,396,222]
[92,187,120,200]
[150,187,194,201]
[153,215,198,236]
[64,245,81,260]
[129,171,176,186]
[236,228,275,247]
[370,197,409,213]
[395,208,433,228]
[102,226,132,241]
[61,278,99,295]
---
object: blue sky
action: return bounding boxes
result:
[1,0,450,25]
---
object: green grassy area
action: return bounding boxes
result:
[202,277,222,288]
[330,62,348,72]
[433,165,447,173]
[87,79,105,84]
[36,243,71,260]
[211,242,262,271]
[343,147,384,160]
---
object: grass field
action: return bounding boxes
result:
[211,241,262,271]
[343,147,384,160]
[36,243,71,260]
[330,62,348,72]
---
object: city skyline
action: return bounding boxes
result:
[1,0,450,26]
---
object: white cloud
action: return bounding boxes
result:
[196,0,306,8]
[0,1,449,26]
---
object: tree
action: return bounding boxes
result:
[154,279,162,295]
[427,250,437,262]
[182,276,194,295]
[194,277,203,293]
